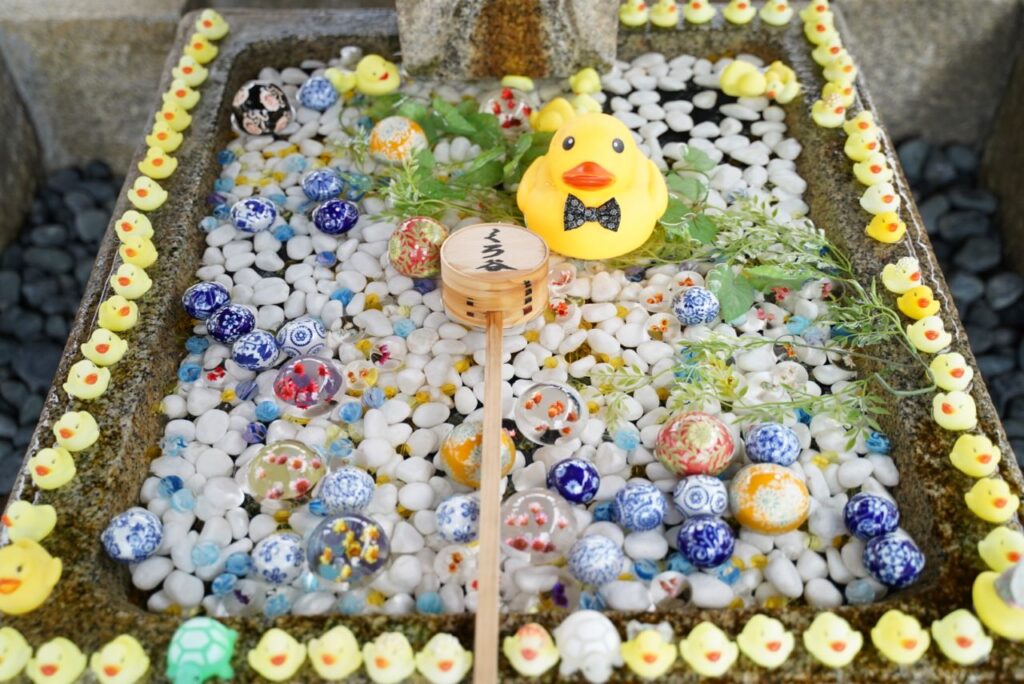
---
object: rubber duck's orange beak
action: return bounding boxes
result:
[956,636,973,648]
[642,653,657,663]
[562,162,615,190]
[375,657,389,669]
[321,654,336,665]
[0,578,21,594]
[1009,551,1021,562]
[59,428,73,439]
[270,654,286,666]
[379,72,389,81]
[0,515,9,527]
[35,465,51,476]
[521,648,537,661]
[104,665,120,677]
[40,664,58,676]
[902,639,918,650]
[705,651,721,662]
[96,344,110,353]
[977,453,991,463]
[765,641,781,652]
[830,641,846,652]
[438,660,454,671]
[951,368,965,378]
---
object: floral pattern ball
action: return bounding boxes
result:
[231,81,294,136]
[231,330,280,371]
[672,286,720,326]
[672,474,728,518]
[568,534,623,586]
[297,75,339,112]
[318,466,375,514]
[863,533,925,589]
[276,317,327,357]
[435,494,480,543]
[614,481,667,532]
[102,507,163,563]
[745,422,801,466]
[676,515,735,568]
[387,216,449,278]
[230,196,277,233]
[252,532,305,585]
[547,458,600,504]
[843,492,900,540]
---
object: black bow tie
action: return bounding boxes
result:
[563,194,621,232]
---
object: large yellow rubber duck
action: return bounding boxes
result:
[881,256,921,294]
[308,626,362,681]
[2,501,56,543]
[184,33,218,64]
[679,622,737,677]
[931,353,974,392]
[871,610,929,665]
[81,329,129,367]
[529,97,577,133]
[89,635,150,684]
[0,627,32,681]
[764,61,800,103]
[973,564,1024,641]
[965,478,1019,523]
[154,102,191,133]
[171,55,208,88]
[897,285,940,320]
[127,177,168,212]
[759,0,794,26]
[25,638,84,684]
[63,359,111,401]
[119,236,158,269]
[650,0,679,28]
[115,210,154,242]
[619,0,650,27]
[110,264,153,301]
[195,9,229,40]
[907,316,951,354]
[503,623,559,677]
[53,411,99,452]
[27,447,76,489]
[860,182,900,215]
[844,130,880,163]
[931,609,992,665]
[934,390,977,431]
[865,212,905,244]
[98,295,139,333]
[414,634,472,684]
[978,526,1024,572]
[722,0,756,24]
[951,433,1000,478]
[138,147,177,181]
[811,94,846,128]
[0,539,61,616]
[248,629,306,682]
[853,153,893,186]
[163,79,200,111]
[362,632,415,684]
[517,113,668,260]
[683,0,716,24]
[736,614,794,669]
[802,612,862,668]
[719,61,766,98]
[355,55,400,97]
[621,623,676,679]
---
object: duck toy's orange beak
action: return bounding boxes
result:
[562,162,615,190]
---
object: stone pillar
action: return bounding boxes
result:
[0,49,41,250]
[983,41,1024,274]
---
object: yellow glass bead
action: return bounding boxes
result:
[355,339,373,355]
[236,175,249,185]
[440,383,457,396]
[273,510,291,524]
[750,554,768,569]
[656,387,670,401]
[729,597,745,609]
[812,455,830,469]
[587,401,601,414]
[543,357,559,369]
[376,474,391,485]
[524,330,540,343]
[454,358,471,373]
[414,390,431,404]
[608,357,625,369]
[364,293,381,310]
[220,388,236,403]
[616,305,629,318]
[367,591,386,607]
[384,386,398,399]
[764,596,788,610]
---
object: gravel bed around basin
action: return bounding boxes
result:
[130,46,906,620]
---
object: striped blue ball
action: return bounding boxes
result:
[568,534,623,586]
[676,515,735,569]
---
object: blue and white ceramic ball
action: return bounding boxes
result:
[317,466,375,514]
[568,534,624,586]
[297,75,339,112]
[672,474,728,518]
[614,481,668,532]
[276,317,327,357]
[863,532,925,589]
[101,507,163,563]
[207,304,256,344]
[435,494,480,544]
[312,199,359,235]
[843,492,900,540]
[745,423,801,466]
[672,286,720,326]
[182,281,230,320]
[252,532,305,585]
[230,196,277,233]
[547,458,600,504]
[301,168,344,202]
[232,329,280,371]
[676,515,735,569]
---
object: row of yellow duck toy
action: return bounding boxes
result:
[619,0,797,27]
[0,10,230,684]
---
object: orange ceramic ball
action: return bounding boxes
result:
[368,115,427,163]
[729,463,810,534]
[441,421,516,487]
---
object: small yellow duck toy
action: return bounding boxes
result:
[844,110,878,137]
[25,638,85,684]
[907,316,952,354]
[799,0,830,22]
[931,609,993,665]
[195,9,229,40]
[501,74,535,92]
[184,33,218,64]
[865,212,906,244]
[812,36,844,66]
[722,0,756,24]
[81,329,129,367]
[517,112,668,260]
[979,526,1024,572]
[683,0,716,24]
[853,153,894,186]
[115,210,154,242]
[823,80,855,108]
[650,0,679,28]
[803,15,837,45]
[951,433,1000,478]
[163,79,200,111]
[63,359,111,401]
[844,130,880,163]
[110,264,153,301]
[897,285,940,320]
[811,93,846,128]
[248,628,306,682]
[860,182,900,215]
[503,623,559,677]
[881,256,921,294]
[324,67,357,94]
[569,68,602,96]
[0,627,32,681]
[871,610,930,665]
[171,55,208,88]
[720,61,767,98]
[2,500,57,543]
[934,390,977,431]
[119,236,158,269]
[89,635,149,684]
[759,0,794,26]
[27,447,76,489]
[620,622,676,680]
[145,122,184,154]
[308,626,362,681]
[965,477,1019,524]
[154,102,192,133]
[0,539,62,616]
[138,147,177,181]
[763,61,800,103]
[931,353,974,392]
[802,612,862,668]
[127,177,168,212]
[571,94,603,115]
[973,564,1024,641]
[355,55,401,97]
[736,614,794,669]
[415,633,472,684]
[529,97,577,133]
[619,0,650,27]
[679,622,737,677]
[362,632,415,684]
[824,51,858,85]
[53,410,100,452]
[98,295,140,333]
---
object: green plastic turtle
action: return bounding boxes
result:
[166,617,238,684]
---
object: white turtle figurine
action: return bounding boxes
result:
[166,616,238,684]
[553,610,623,683]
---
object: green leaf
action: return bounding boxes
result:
[367,93,403,121]
[452,147,506,188]
[502,131,552,185]
[683,145,716,173]
[742,264,817,291]
[666,174,706,204]
[706,265,756,322]
[430,97,478,138]
[687,213,718,244]
[464,112,503,148]
[660,197,688,226]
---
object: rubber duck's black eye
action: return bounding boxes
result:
[562,136,575,151]
[612,138,624,153]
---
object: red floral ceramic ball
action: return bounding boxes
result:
[655,411,735,476]
[387,216,449,278]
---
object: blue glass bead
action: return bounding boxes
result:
[225,552,252,576]
[330,288,355,305]
[592,501,617,523]
[178,363,201,383]
[339,593,365,615]
[316,251,338,267]
[416,592,443,614]
[185,336,210,354]
[412,278,437,294]
[672,286,720,326]
[341,172,372,201]
[213,177,235,193]
[624,265,647,282]
[255,401,280,422]
[281,153,307,174]
[633,559,658,581]
[568,535,624,586]
[309,499,328,516]
[217,149,236,165]
[676,516,735,569]
[161,436,187,458]
[337,402,362,423]
[208,192,226,207]
[207,304,256,344]
[312,199,358,235]
[745,423,801,466]
[356,115,374,132]
[435,494,480,543]
[191,542,220,567]
[362,387,386,409]
[170,489,195,512]
[158,475,184,498]
[667,552,696,575]
[613,426,641,451]
[672,475,728,518]
[213,204,231,221]
[235,379,258,401]
[212,572,237,595]
[864,533,925,589]
[101,508,163,563]
[866,431,891,455]
[264,592,291,618]
[299,570,323,593]
[393,318,416,338]
[231,329,280,371]
[844,492,900,540]
[785,315,811,335]
[199,216,220,232]
[795,408,812,425]
[230,196,277,233]
[243,422,267,444]
[711,560,741,585]
[845,578,878,605]
[546,458,600,504]
[802,326,828,346]
[614,482,667,532]
[326,437,354,461]
[272,224,295,242]
[181,281,230,320]
[578,591,606,611]
[301,168,344,201]
[318,466,376,514]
